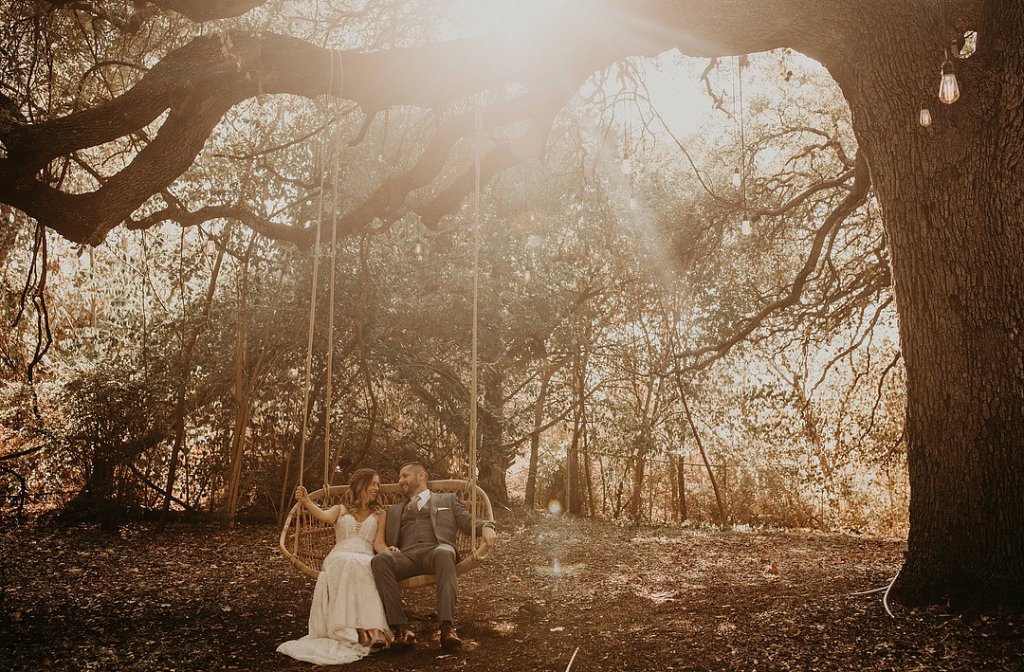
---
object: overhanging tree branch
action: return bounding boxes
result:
[674,150,872,371]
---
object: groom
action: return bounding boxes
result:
[371,462,496,650]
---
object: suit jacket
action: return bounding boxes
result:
[384,490,493,552]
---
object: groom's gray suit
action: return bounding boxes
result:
[371,490,493,626]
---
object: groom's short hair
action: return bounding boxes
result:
[403,462,429,479]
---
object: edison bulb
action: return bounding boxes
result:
[939,61,959,105]
[919,108,932,127]
[741,219,752,236]
[732,168,741,189]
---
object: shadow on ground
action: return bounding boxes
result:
[2,514,1021,671]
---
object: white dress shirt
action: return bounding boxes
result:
[413,489,431,511]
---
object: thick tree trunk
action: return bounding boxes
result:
[833,5,1024,607]
[225,260,252,529]
[524,369,550,510]
[677,456,688,522]
[77,457,123,530]
[567,409,581,516]
[477,363,509,505]
[628,452,646,523]
[582,417,596,517]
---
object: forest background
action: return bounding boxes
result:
[0,0,905,540]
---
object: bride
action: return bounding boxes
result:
[278,468,393,664]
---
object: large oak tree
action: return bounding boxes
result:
[1,0,1021,608]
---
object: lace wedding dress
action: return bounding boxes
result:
[277,510,392,664]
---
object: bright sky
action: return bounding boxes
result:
[447,0,714,140]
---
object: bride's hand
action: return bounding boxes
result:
[294,485,308,502]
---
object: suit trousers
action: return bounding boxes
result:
[371,542,458,626]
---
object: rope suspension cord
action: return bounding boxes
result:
[736,55,747,218]
[323,105,341,494]
[469,105,483,550]
[297,129,325,492]
[294,45,341,551]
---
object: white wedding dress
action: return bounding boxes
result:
[278,510,391,665]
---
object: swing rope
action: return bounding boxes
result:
[280,95,495,586]
[297,134,324,493]
[469,105,483,549]
[323,126,341,494]
[295,48,342,555]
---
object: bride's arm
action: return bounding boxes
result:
[372,510,390,553]
[294,486,342,525]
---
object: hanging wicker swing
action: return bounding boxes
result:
[278,73,491,588]
[279,480,493,587]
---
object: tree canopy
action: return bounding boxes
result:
[2,0,1022,610]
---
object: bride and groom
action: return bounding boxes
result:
[278,462,497,665]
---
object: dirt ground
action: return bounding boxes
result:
[2,511,1022,671]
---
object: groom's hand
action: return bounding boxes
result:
[481,526,497,548]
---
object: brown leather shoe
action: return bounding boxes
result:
[440,623,463,650]
[392,625,416,650]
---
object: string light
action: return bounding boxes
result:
[205,238,217,256]
[735,55,751,237]
[919,108,932,127]
[939,59,959,104]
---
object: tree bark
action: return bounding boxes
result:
[677,456,688,522]
[477,361,509,505]
[524,368,551,510]
[827,3,1024,607]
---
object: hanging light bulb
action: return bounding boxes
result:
[524,269,532,282]
[205,238,217,256]
[414,242,422,256]
[732,168,742,189]
[740,218,752,236]
[919,108,932,127]
[621,158,632,176]
[939,60,960,104]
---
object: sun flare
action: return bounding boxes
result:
[453,0,574,38]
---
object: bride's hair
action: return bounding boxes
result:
[346,468,381,512]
